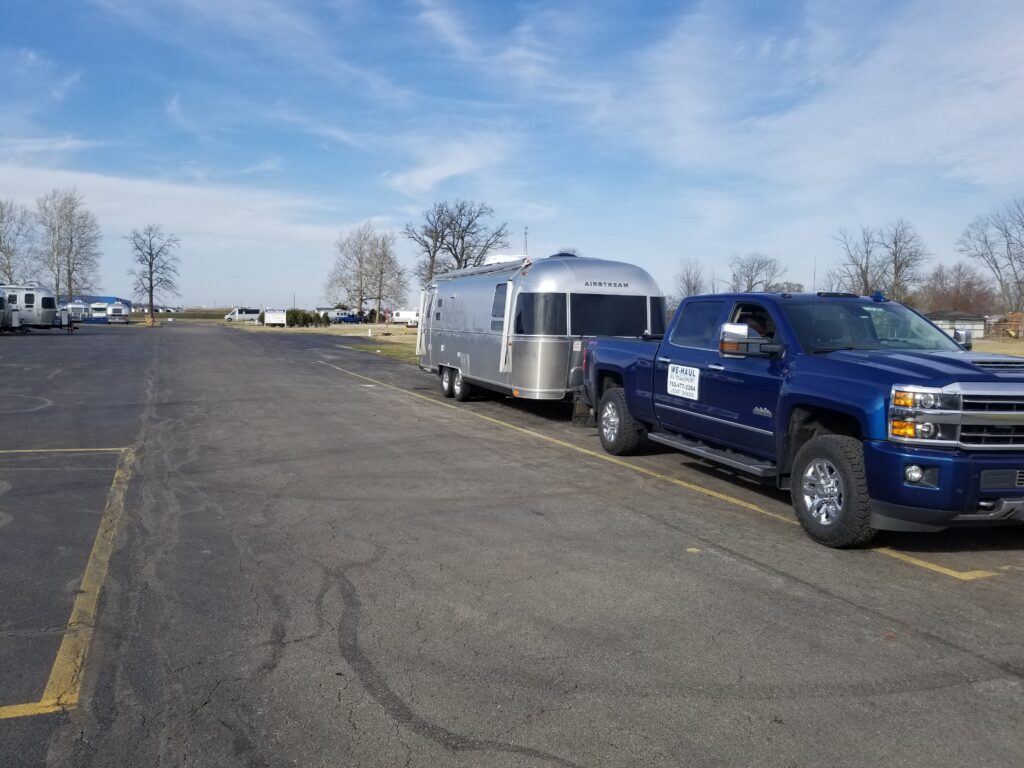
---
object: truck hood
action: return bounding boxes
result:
[798,349,1024,388]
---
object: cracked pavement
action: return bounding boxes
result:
[2,323,1023,767]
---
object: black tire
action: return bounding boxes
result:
[597,386,642,455]
[452,370,473,402]
[791,435,876,547]
[440,367,454,398]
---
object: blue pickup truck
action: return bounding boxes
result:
[577,291,1024,546]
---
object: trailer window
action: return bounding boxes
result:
[41,297,56,309]
[570,294,652,336]
[24,293,34,306]
[490,284,507,331]
[650,297,667,335]
[514,293,567,335]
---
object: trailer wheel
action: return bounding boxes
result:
[598,386,641,455]
[791,435,876,547]
[453,370,473,402]
[440,367,455,398]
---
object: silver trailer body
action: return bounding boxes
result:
[1,284,58,328]
[107,303,130,323]
[417,254,665,400]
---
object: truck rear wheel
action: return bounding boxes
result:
[791,435,876,547]
[453,370,473,402]
[440,367,454,398]
[598,386,641,455]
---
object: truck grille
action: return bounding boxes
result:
[962,395,1024,412]
[960,425,1024,447]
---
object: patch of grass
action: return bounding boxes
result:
[972,339,1024,357]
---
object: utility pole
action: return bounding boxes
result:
[524,226,529,256]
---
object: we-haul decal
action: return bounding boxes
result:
[667,365,699,400]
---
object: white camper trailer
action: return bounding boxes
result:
[417,253,665,401]
[106,302,130,323]
[392,309,420,327]
[263,309,287,327]
[2,284,58,328]
[90,302,109,320]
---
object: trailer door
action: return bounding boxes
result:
[416,286,437,362]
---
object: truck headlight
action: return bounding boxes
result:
[889,386,961,446]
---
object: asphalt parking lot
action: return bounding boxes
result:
[1,323,1023,767]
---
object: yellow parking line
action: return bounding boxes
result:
[875,548,1000,581]
[0,447,136,719]
[317,361,1001,582]
[0,448,127,454]
[316,361,791,522]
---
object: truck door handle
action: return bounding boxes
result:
[708,364,725,371]
[657,357,671,363]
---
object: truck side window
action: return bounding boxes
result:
[490,284,507,332]
[730,303,776,339]
[669,300,725,349]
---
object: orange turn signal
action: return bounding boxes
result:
[720,342,742,353]
[893,391,915,408]
[890,420,916,437]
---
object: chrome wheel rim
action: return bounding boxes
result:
[801,458,844,525]
[600,401,620,444]
[453,372,463,396]
[441,369,451,391]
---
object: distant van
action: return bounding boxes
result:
[225,307,261,323]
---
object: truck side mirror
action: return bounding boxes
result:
[719,323,783,358]
[953,328,973,351]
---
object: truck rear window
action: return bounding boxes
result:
[514,293,567,335]
[570,294,654,336]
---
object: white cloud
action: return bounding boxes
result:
[386,133,513,196]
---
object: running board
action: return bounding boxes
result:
[646,432,777,477]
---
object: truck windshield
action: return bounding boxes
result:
[571,294,663,336]
[783,300,962,353]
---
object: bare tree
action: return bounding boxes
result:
[916,261,996,314]
[957,198,1024,312]
[829,226,883,295]
[877,219,929,302]
[366,231,409,323]
[403,202,450,286]
[34,188,102,301]
[127,225,181,322]
[440,200,510,271]
[0,199,36,284]
[769,281,805,293]
[729,252,785,292]
[675,257,706,297]
[325,222,377,312]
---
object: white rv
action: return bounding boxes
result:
[392,309,420,327]
[225,307,261,323]
[90,302,109,320]
[263,309,287,327]
[2,284,59,328]
[106,302,130,323]
[417,253,665,401]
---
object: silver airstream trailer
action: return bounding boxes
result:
[64,301,90,322]
[417,253,665,401]
[106,302,130,323]
[1,284,58,328]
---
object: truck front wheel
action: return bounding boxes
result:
[791,435,876,547]
[598,386,642,455]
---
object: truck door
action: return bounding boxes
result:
[653,299,726,436]
[700,301,784,458]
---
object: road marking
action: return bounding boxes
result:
[317,360,1002,583]
[0,448,127,455]
[875,548,1000,581]
[316,361,791,522]
[0,447,136,720]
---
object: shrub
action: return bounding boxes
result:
[258,310,265,325]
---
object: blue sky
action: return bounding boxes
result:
[2,0,1023,307]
